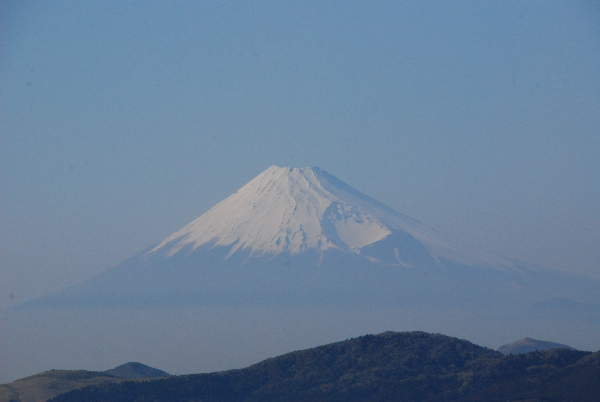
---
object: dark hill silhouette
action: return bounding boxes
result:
[104,362,170,379]
[49,331,599,402]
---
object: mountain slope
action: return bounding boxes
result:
[48,331,599,402]
[22,166,600,310]
[0,370,121,402]
[147,166,514,270]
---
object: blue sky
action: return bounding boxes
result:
[1,1,599,309]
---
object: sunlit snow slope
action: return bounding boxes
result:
[148,166,514,270]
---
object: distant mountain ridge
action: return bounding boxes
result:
[0,362,168,402]
[498,337,576,355]
[48,331,600,402]
[103,362,170,379]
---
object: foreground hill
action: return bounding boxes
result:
[0,370,120,402]
[49,331,598,402]
[0,363,168,402]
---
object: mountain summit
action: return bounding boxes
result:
[148,166,511,270]
[150,166,394,257]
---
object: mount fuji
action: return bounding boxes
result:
[148,165,510,268]
[24,165,599,310]
[4,166,600,383]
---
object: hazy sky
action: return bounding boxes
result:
[1,1,599,310]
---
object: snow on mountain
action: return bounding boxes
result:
[148,166,515,271]
[149,166,388,257]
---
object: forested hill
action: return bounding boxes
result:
[50,331,599,402]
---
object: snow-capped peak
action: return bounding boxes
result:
[147,166,517,271]
[148,166,392,257]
